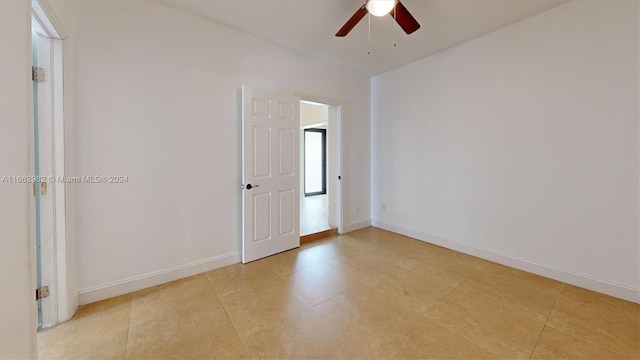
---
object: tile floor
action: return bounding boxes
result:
[38,227,639,359]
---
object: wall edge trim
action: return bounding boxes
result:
[77,251,241,305]
[372,220,640,303]
[343,219,372,233]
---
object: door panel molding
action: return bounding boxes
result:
[242,87,300,263]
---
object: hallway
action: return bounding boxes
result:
[300,194,331,236]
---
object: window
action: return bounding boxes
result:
[304,128,326,196]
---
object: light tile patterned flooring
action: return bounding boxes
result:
[38,227,639,359]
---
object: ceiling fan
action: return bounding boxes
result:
[335,0,420,37]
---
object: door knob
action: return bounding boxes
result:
[245,184,259,190]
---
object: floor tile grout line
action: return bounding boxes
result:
[534,284,635,358]
[453,272,476,290]
[277,255,332,276]
[282,278,316,307]
[420,284,458,316]
[309,288,350,308]
[423,274,559,359]
[414,283,497,357]
[205,272,257,358]
[539,315,633,358]
[528,282,565,360]
[277,246,390,308]
[263,259,323,309]
[122,297,133,360]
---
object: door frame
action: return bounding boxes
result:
[296,94,344,234]
[30,0,72,327]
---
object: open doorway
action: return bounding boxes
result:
[299,100,340,236]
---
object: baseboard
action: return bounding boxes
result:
[65,287,79,323]
[372,220,640,304]
[343,219,372,233]
[77,251,241,305]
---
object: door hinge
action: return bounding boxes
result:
[32,66,45,83]
[36,286,50,300]
[32,182,47,195]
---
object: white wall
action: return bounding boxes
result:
[300,102,329,128]
[0,1,37,358]
[49,0,371,303]
[372,0,639,302]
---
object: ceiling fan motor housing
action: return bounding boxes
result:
[335,0,420,37]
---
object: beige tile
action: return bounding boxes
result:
[125,300,251,359]
[382,318,500,359]
[370,235,428,257]
[396,253,478,287]
[313,290,497,359]
[233,305,371,359]
[129,274,218,327]
[313,287,383,321]
[205,261,285,298]
[424,289,545,358]
[312,289,412,357]
[378,267,457,314]
[331,249,456,314]
[301,238,360,262]
[389,238,505,278]
[336,233,391,253]
[314,241,464,315]
[377,234,447,259]
[556,284,640,323]
[446,251,513,274]
[39,328,128,360]
[218,282,322,358]
[456,268,562,323]
[531,326,629,359]
[235,321,310,358]
[298,316,377,359]
[319,256,380,292]
[37,228,639,360]
[331,244,406,279]
[218,281,312,340]
[38,296,131,359]
[278,261,352,305]
[72,293,133,320]
[260,247,326,276]
[547,285,640,358]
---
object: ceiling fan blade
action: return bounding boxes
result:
[391,1,421,34]
[335,5,368,37]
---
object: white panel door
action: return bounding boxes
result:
[242,87,300,263]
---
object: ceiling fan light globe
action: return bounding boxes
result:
[366,0,397,17]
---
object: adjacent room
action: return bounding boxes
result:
[0,0,638,359]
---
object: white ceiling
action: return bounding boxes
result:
[153,0,570,76]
